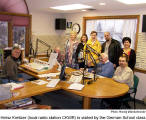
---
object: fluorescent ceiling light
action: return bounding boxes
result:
[50,4,92,10]
[116,0,146,4]
[99,2,106,5]
[82,10,87,11]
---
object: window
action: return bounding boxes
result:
[83,15,139,49]
[13,26,26,48]
[0,21,8,49]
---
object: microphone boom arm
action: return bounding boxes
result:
[34,39,51,58]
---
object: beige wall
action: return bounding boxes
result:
[31,11,65,35]
[32,34,66,54]
[30,11,67,53]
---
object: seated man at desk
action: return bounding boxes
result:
[88,53,114,78]
[96,53,114,78]
[2,45,25,83]
[104,55,134,108]
[113,55,134,88]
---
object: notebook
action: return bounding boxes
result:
[46,79,60,88]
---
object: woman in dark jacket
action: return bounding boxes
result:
[121,37,136,70]
[75,34,88,68]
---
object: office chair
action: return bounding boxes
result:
[0,68,11,83]
[0,69,6,84]
[120,75,139,109]
[132,75,139,109]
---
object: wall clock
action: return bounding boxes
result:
[72,23,80,34]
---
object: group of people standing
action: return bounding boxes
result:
[65,30,136,88]
[2,30,136,89]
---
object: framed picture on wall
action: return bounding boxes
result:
[67,22,72,28]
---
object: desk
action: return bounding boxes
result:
[1,65,129,109]
[60,79,129,108]
[0,79,61,105]
[62,68,129,109]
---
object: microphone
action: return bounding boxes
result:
[86,44,100,57]
[59,62,66,81]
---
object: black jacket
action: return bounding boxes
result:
[75,43,85,68]
[75,43,84,62]
[101,39,121,67]
[121,49,136,70]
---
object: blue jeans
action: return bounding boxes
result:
[1,74,28,84]
[1,79,28,84]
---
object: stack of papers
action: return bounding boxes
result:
[69,75,83,83]
[68,83,84,91]
[4,98,33,109]
[38,72,60,78]
[6,83,24,90]
[32,80,48,85]
[46,79,60,88]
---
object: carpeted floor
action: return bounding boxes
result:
[35,90,146,109]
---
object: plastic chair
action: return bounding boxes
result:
[131,75,139,109]
[120,75,139,109]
